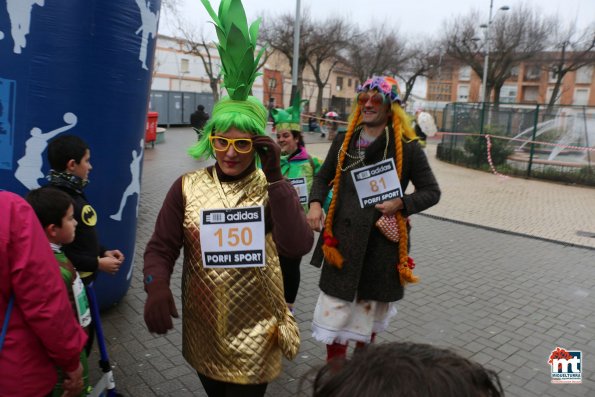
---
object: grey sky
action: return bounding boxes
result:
[160,0,595,38]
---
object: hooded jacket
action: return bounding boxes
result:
[0,192,87,396]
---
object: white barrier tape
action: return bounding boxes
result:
[299,112,349,126]
[485,135,509,179]
[439,132,595,153]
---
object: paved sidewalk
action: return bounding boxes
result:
[91,128,595,396]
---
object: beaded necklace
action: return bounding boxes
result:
[338,126,389,172]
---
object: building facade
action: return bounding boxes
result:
[427,55,595,106]
[151,34,360,124]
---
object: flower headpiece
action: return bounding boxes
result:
[357,76,402,104]
[270,91,308,132]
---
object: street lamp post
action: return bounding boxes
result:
[479,0,509,103]
[291,0,301,101]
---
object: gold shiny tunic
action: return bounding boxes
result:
[181,168,285,384]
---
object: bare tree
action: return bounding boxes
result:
[166,3,272,102]
[545,21,595,111]
[260,8,318,101]
[306,17,353,115]
[161,1,223,101]
[395,38,442,103]
[346,25,406,84]
[180,31,222,101]
[443,4,555,104]
[160,0,181,15]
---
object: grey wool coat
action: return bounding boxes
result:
[309,126,441,303]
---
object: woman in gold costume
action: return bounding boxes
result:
[142,1,313,396]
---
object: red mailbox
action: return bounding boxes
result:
[145,112,159,147]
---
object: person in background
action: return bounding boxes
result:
[319,108,329,138]
[26,187,92,396]
[327,114,339,141]
[142,1,313,396]
[271,92,322,313]
[311,342,504,397]
[308,113,319,133]
[0,191,87,397]
[414,108,428,149]
[414,108,438,154]
[190,104,210,139]
[306,76,440,362]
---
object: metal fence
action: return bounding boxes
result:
[437,102,595,186]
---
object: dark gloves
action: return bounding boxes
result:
[144,279,179,334]
[252,135,283,183]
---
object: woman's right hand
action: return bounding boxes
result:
[307,202,324,232]
[252,135,282,183]
[144,279,179,334]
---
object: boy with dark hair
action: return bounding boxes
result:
[311,341,505,397]
[46,134,124,282]
[26,186,91,396]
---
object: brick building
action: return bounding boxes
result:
[427,54,595,106]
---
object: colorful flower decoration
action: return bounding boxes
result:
[356,76,402,104]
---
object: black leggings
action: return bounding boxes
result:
[197,372,268,397]
[278,255,301,304]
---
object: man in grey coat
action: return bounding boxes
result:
[306,76,440,362]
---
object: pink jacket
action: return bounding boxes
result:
[0,192,87,397]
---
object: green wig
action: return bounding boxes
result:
[189,0,268,159]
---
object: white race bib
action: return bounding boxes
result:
[200,206,266,268]
[289,177,308,204]
[72,273,91,327]
[350,158,403,208]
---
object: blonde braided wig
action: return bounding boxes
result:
[322,93,419,285]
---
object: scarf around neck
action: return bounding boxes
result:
[47,170,88,194]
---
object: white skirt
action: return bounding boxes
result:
[311,291,398,345]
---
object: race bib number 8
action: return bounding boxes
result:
[350,158,403,208]
[200,206,266,268]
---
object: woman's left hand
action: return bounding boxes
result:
[252,135,282,183]
[375,198,404,216]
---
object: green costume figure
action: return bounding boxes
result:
[271,93,322,212]
[271,93,321,310]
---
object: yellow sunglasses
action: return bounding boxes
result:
[209,135,253,154]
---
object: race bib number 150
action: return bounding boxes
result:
[200,206,265,268]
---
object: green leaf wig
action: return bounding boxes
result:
[189,0,268,159]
